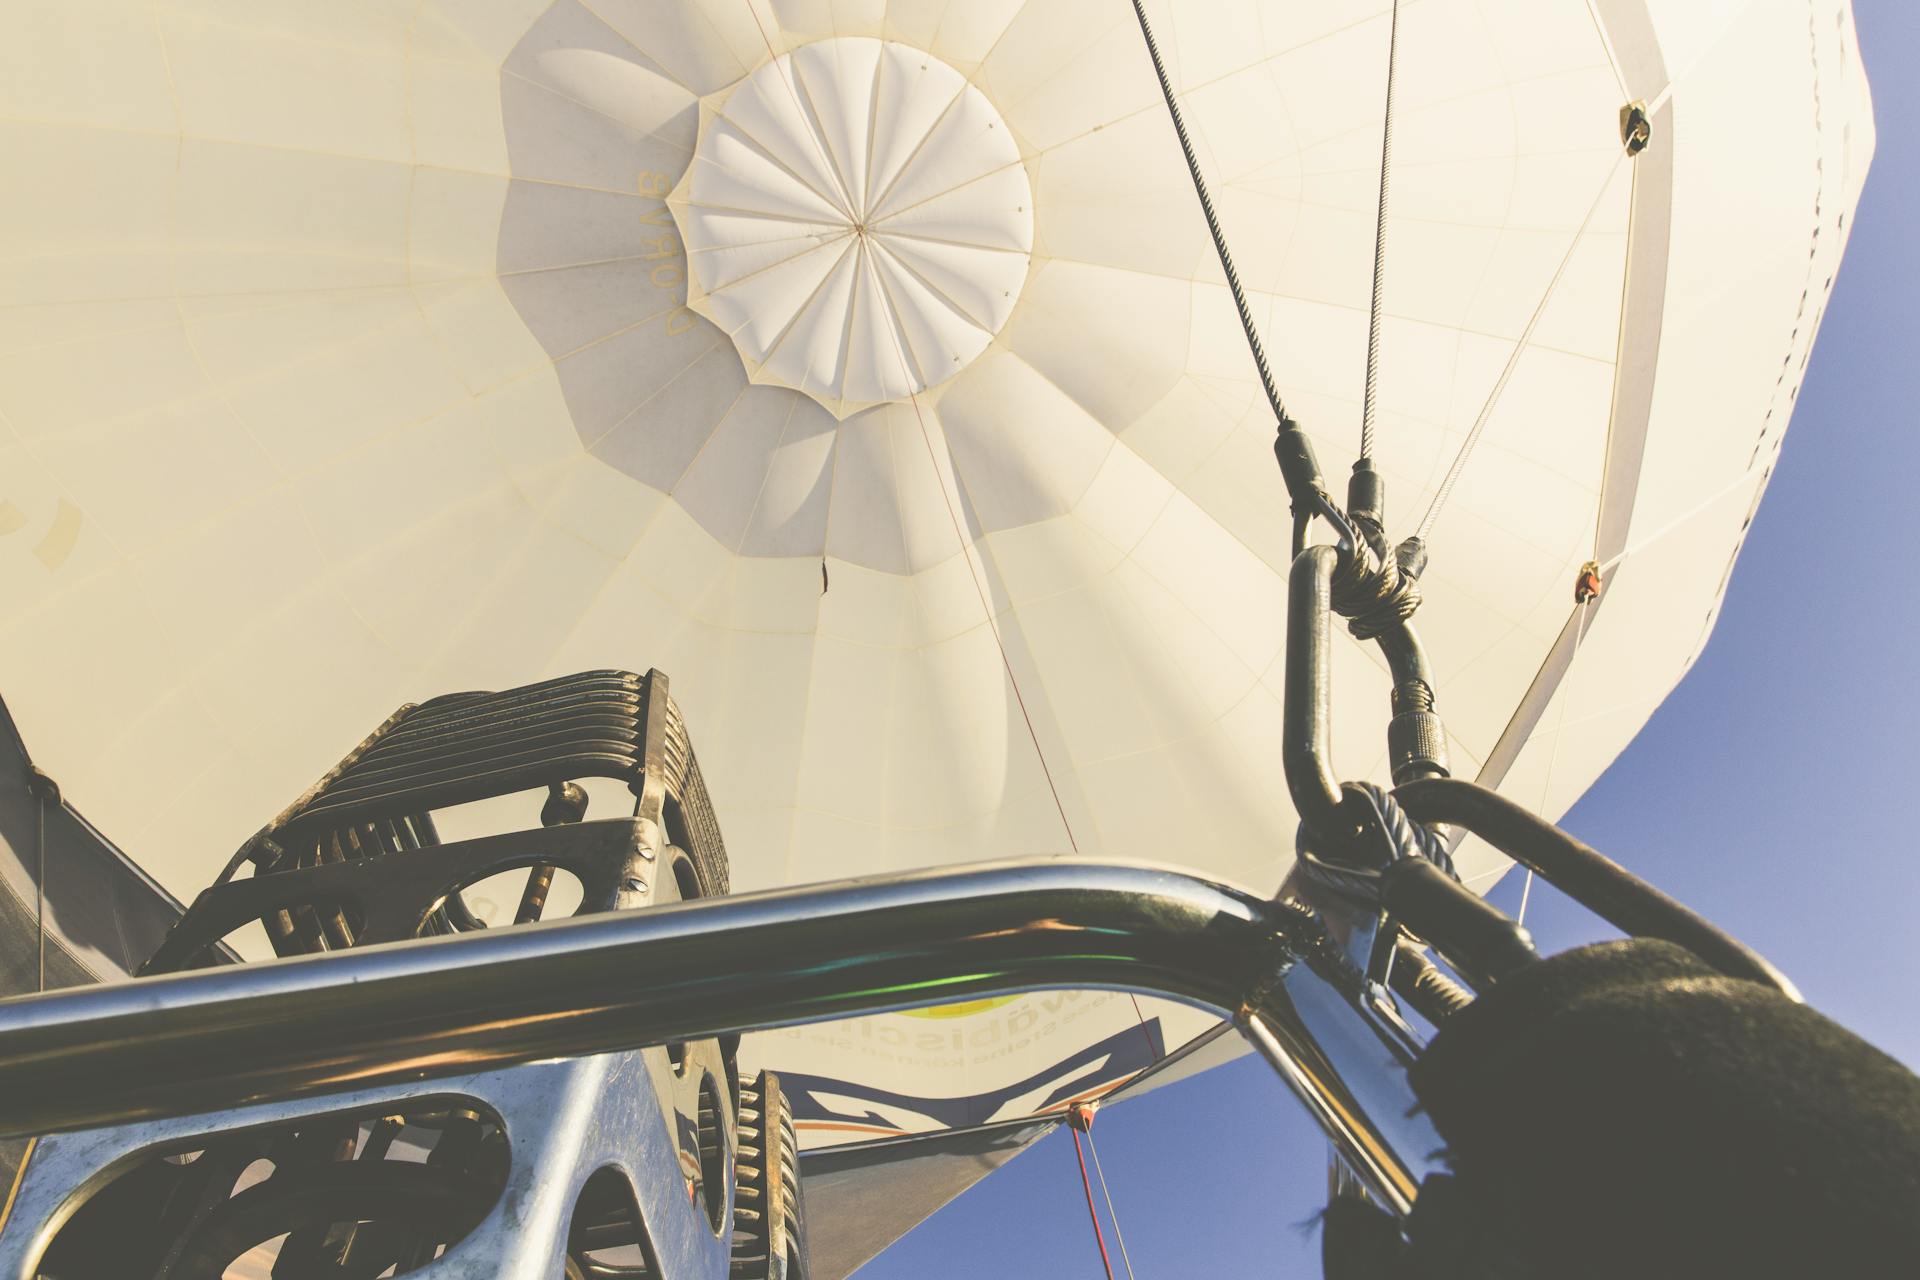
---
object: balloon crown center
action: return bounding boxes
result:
[670,37,1034,418]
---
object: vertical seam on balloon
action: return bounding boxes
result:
[858,39,886,215]
[924,0,961,68]
[873,405,915,589]
[706,106,860,223]
[579,330,731,449]
[907,410,1082,853]
[685,232,854,308]
[866,250,934,391]
[1581,0,1637,100]
[732,395,803,553]
[965,6,1036,95]
[868,238,999,337]
[862,82,970,220]
[847,220,1083,849]
[499,66,697,160]
[865,158,1023,232]
[1413,150,1627,545]
[664,364,760,498]
[761,22,862,220]
[1403,1,1521,505]
[721,240,858,397]
[833,237,868,413]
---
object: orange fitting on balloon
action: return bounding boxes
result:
[1575,561,1604,605]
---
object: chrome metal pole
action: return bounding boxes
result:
[0,859,1440,1214]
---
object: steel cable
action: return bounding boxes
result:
[1360,0,1404,464]
[1085,1128,1140,1280]
[1128,0,1289,425]
[1414,151,1628,544]
[1070,1125,1118,1280]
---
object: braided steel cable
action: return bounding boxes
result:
[1084,1130,1140,1280]
[1128,0,1289,425]
[1360,0,1403,464]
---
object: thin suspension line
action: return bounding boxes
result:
[901,391,1083,854]
[1524,595,1596,929]
[1414,150,1627,544]
[1360,0,1404,464]
[1085,1129,1140,1280]
[1070,1126,1118,1280]
[1128,0,1289,425]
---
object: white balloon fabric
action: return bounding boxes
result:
[672,36,1035,417]
[0,0,1874,1146]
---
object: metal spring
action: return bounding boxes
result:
[1392,940,1474,1022]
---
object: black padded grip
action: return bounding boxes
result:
[1330,939,1920,1279]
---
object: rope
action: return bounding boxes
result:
[1128,0,1288,425]
[1414,151,1627,544]
[1085,1129,1140,1280]
[1360,0,1404,464]
[1070,1125,1118,1280]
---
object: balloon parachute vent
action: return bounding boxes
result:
[669,37,1034,417]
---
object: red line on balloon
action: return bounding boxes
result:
[1071,1125,1119,1280]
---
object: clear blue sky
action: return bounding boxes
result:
[858,4,1920,1275]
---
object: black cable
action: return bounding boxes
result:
[1128,0,1288,425]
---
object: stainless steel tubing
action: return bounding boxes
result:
[0,859,1440,1215]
